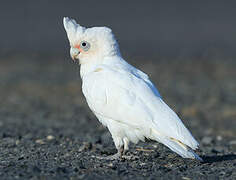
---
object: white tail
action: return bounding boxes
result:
[150,128,202,161]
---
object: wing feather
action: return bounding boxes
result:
[82,64,199,149]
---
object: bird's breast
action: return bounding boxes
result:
[82,74,108,111]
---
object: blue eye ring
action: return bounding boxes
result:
[80,41,90,51]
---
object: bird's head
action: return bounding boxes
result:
[63,17,120,65]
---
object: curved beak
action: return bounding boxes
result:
[70,47,80,61]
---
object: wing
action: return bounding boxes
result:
[82,66,154,129]
[82,64,199,149]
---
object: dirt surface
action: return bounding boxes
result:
[0,54,235,179]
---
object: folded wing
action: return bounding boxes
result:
[82,64,199,150]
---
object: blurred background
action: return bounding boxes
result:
[0,1,236,178]
[1,0,236,58]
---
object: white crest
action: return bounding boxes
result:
[63,17,85,44]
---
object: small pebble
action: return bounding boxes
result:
[152,144,158,148]
[78,142,92,152]
[15,140,20,145]
[35,139,45,144]
[182,177,191,180]
[216,135,222,141]
[46,135,55,141]
[107,163,115,169]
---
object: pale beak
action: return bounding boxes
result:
[70,47,80,61]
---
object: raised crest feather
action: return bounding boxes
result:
[63,17,85,44]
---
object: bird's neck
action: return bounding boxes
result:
[79,55,120,78]
[80,61,98,78]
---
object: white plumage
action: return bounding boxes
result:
[63,17,202,161]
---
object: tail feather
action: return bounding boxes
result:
[150,129,202,161]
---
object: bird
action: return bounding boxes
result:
[63,17,202,161]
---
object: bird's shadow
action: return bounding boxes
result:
[201,154,236,163]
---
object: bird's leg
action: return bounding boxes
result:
[95,136,125,160]
[95,137,138,160]
[122,137,138,160]
[95,145,124,160]
[123,137,129,155]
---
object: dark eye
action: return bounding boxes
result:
[80,41,90,51]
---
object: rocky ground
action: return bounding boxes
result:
[0,54,235,179]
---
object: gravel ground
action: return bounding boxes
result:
[0,54,235,179]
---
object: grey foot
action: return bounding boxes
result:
[94,145,137,160]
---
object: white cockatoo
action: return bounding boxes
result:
[63,17,202,161]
